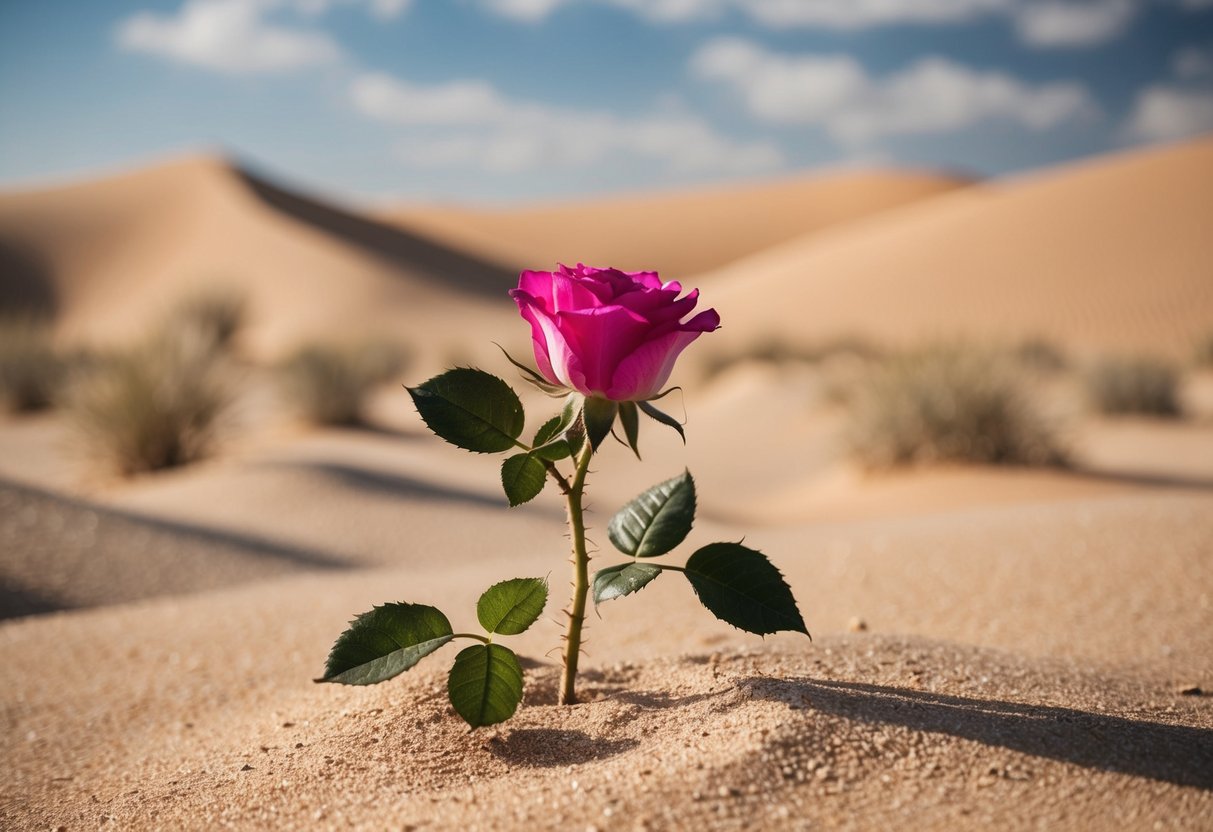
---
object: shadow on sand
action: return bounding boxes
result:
[744,676,1213,791]
[234,168,515,298]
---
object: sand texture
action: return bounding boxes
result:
[3,138,1213,830]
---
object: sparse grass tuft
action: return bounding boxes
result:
[702,334,882,381]
[1014,337,1069,373]
[845,344,1068,469]
[166,288,247,353]
[1193,333,1213,368]
[1085,356,1181,417]
[0,317,69,413]
[65,327,233,476]
[279,340,409,426]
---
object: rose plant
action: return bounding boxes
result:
[317,264,808,726]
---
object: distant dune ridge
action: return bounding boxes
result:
[0,155,518,365]
[386,168,972,277]
[703,137,1213,361]
[3,138,1211,370]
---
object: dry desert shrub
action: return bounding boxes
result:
[1013,337,1069,373]
[279,339,409,426]
[702,334,882,381]
[166,287,247,353]
[1085,356,1181,417]
[0,316,70,412]
[845,344,1068,469]
[1193,333,1213,368]
[65,327,234,475]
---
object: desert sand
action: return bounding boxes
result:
[2,139,1212,830]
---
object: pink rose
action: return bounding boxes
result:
[510,264,720,402]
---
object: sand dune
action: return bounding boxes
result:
[5,142,1213,830]
[0,156,520,364]
[702,138,1213,362]
[388,169,970,278]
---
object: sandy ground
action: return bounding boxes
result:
[3,139,1213,830]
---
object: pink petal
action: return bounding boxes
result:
[556,304,652,395]
[606,328,704,401]
[518,271,564,314]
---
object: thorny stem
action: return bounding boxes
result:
[558,442,595,705]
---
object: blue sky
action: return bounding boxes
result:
[1,0,1211,203]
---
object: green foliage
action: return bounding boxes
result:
[408,368,525,453]
[476,577,548,635]
[638,399,684,443]
[684,543,808,637]
[1086,355,1181,417]
[530,396,580,461]
[0,316,69,413]
[582,396,618,450]
[501,453,547,506]
[607,471,696,558]
[845,344,1068,469]
[319,577,543,728]
[618,401,641,458]
[317,603,454,685]
[281,340,409,426]
[496,343,567,396]
[65,328,233,476]
[448,643,525,728]
[592,562,662,604]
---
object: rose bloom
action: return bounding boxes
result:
[510,264,720,402]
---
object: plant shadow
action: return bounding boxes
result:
[484,728,639,768]
[741,676,1213,790]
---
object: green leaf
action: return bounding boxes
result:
[531,396,580,461]
[582,397,617,451]
[477,577,549,635]
[495,344,567,396]
[592,562,663,604]
[501,453,547,506]
[607,470,696,558]
[447,643,524,728]
[683,543,808,637]
[407,368,524,454]
[316,603,453,685]
[638,399,685,444]
[619,401,641,459]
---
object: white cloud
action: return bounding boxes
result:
[481,0,1013,26]
[1173,46,1213,79]
[740,0,1011,28]
[1124,85,1213,142]
[692,37,1097,144]
[480,0,1143,48]
[350,71,783,174]
[351,73,512,124]
[481,0,569,22]
[118,0,341,73]
[115,0,409,73]
[1013,1,1136,48]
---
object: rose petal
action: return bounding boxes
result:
[606,328,702,401]
[531,307,587,392]
[516,270,558,312]
[556,304,652,395]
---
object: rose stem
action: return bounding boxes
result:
[559,442,595,705]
